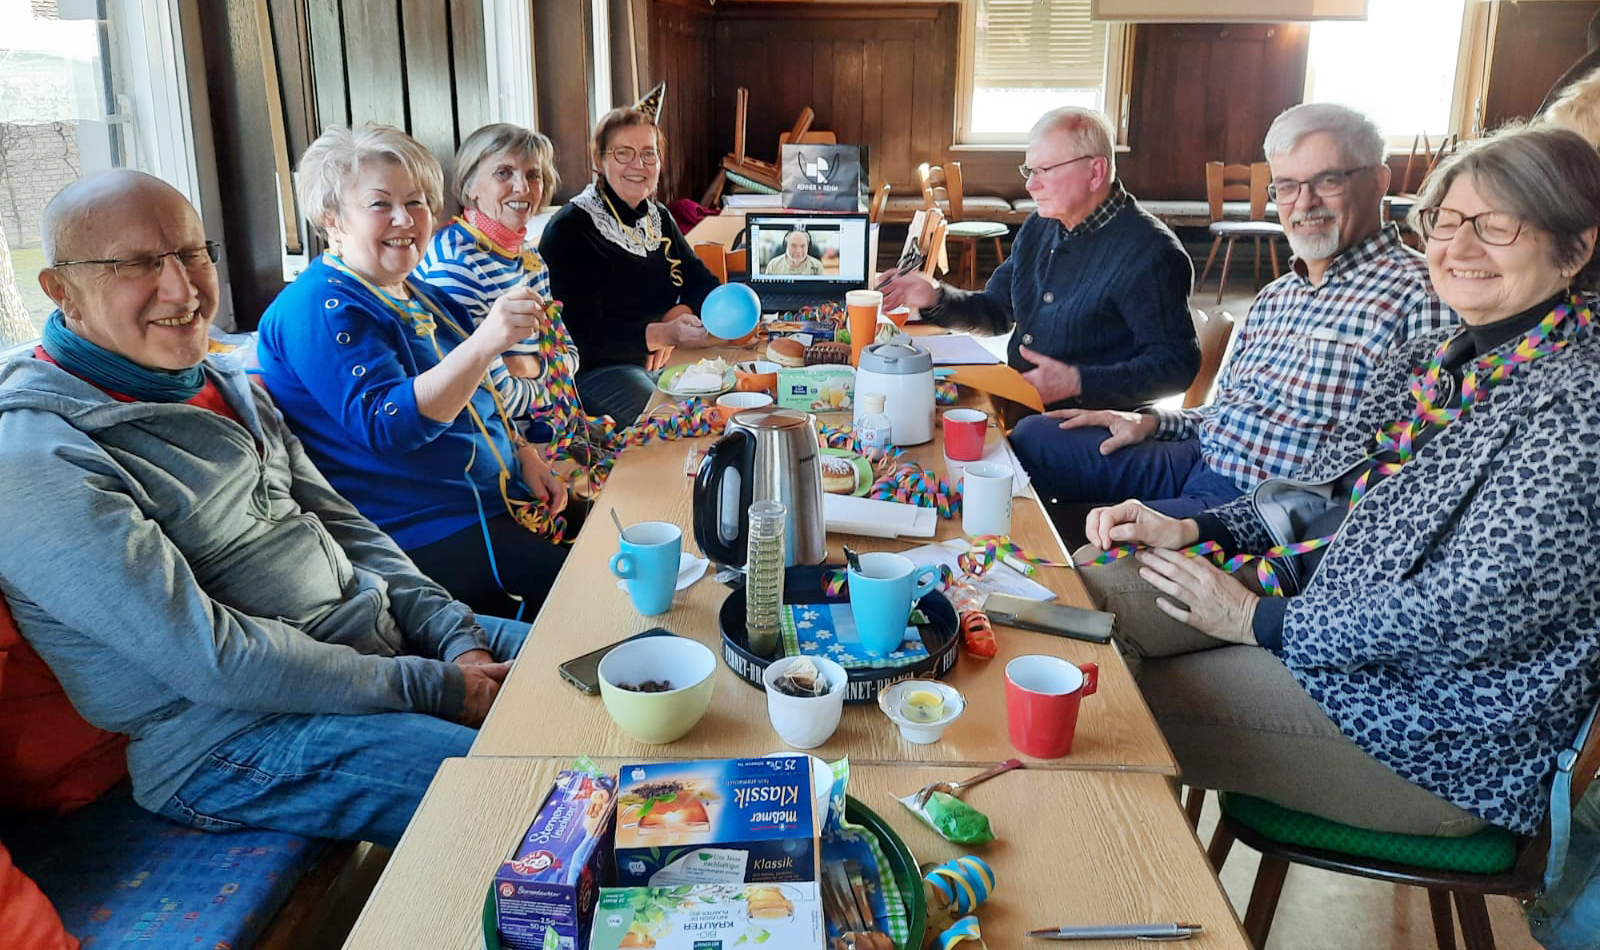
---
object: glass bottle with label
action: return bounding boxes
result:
[856,391,894,452]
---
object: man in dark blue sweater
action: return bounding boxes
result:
[883,106,1198,412]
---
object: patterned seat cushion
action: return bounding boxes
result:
[947,220,1008,239]
[1221,792,1518,874]
[2,786,328,947]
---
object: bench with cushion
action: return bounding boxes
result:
[0,597,341,948]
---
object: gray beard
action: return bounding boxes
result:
[1285,225,1341,262]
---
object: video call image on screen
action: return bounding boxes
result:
[750,219,868,282]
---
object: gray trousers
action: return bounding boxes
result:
[1075,544,1484,837]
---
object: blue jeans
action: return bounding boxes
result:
[576,364,659,425]
[1010,415,1244,518]
[157,615,528,846]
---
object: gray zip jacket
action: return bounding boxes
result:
[0,353,486,812]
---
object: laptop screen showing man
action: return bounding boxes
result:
[744,213,871,312]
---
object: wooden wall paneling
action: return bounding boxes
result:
[1117,22,1307,199]
[401,0,457,163]
[535,0,597,202]
[306,0,349,132]
[342,0,406,127]
[648,0,716,204]
[1482,1,1596,129]
[450,0,493,140]
[710,3,956,193]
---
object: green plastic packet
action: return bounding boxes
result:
[898,790,995,844]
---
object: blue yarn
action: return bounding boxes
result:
[41,310,205,402]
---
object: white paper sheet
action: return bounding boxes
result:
[898,539,1057,601]
[823,494,938,538]
[917,333,1004,365]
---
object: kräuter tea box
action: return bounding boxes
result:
[612,758,818,886]
[494,770,617,950]
[588,883,824,950]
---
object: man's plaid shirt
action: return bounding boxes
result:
[1150,225,1453,488]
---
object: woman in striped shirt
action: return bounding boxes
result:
[415,124,580,441]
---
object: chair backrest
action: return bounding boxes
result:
[1204,161,1270,223]
[1398,132,1461,196]
[869,181,891,224]
[1182,308,1236,408]
[919,207,948,277]
[777,130,837,147]
[917,161,967,221]
[692,242,727,284]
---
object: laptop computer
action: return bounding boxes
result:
[741,212,872,313]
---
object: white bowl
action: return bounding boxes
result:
[877,680,966,744]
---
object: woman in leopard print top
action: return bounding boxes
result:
[1077,125,1600,837]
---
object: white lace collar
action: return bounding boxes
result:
[570,183,666,259]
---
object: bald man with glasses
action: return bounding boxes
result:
[883,105,1198,413]
[0,170,527,847]
[1027,102,1454,525]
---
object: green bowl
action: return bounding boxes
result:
[597,636,717,744]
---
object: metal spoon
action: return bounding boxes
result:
[843,544,863,574]
[610,508,629,542]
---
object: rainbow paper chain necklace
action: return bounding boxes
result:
[1079,294,1593,595]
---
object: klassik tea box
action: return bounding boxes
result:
[493,770,618,950]
[612,758,817,887]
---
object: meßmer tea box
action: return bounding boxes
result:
[494,770,617,950]
[588,883,825,950]
[612,757,818,886]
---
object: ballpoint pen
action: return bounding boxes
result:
[1027,922,1204,942]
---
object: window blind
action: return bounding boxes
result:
[976,0,1107,89]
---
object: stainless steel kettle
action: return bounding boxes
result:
[692,407,827,568]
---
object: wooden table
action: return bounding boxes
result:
[473,385,1175,774]
[342,757,1247,950]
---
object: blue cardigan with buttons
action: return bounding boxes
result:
[256,256,530,549]
[929,203,1198,410]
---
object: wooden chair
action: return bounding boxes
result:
[1181,308,1236,409]
[1398,132,1460,197]
[1195,161,1283,305]
[869,181,891,225]
[917,207,948,278]
[692,242,727,284]
[1205,701,1600,950]
[917,161,1008,288]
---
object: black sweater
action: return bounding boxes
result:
[539,181,720,370]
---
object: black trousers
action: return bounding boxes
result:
[406,503,587,618]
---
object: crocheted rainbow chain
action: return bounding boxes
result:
[1082,295,1593,595]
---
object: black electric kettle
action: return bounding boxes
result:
[692,407,827,568]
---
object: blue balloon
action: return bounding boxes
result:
[700,282,762,340]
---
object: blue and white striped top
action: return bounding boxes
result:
[414,218,579,421]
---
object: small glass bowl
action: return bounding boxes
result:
[877,680,965,744]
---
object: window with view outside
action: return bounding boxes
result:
[0,0,196,348]
[1305,0,1468,146]
[969,0,1107,140]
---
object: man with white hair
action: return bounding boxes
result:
[884,106,1198,411]
[1015,102,1453,517]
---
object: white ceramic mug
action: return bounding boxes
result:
[762,655,847,750]
[961,461,1014,537]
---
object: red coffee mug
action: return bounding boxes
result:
[1004,655,1099,758]
[943,408,988,462]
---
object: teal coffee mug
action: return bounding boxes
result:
[609,521,683,616]
[847,551,940,657]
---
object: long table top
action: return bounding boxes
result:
[341,756,1247,950]
[472,384,1175,773]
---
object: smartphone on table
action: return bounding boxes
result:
[982,593,1115,644]
[558,628,677,694]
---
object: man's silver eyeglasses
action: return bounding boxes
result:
[1018,155,1095,181]
[1266,165,1374,202]
[606,147,660,166]
[1416,207,1525,246]
[53,242,221,280]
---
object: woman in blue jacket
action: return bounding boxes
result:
[257,124,569,618]
[1078,125,1600,839]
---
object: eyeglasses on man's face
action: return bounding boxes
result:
[52,242,221,280]
[1416,207,1525,246]
[1266,165,1375,203]
[1018,154,1095,181]
[605,147,660,166]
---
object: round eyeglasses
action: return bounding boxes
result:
[605,147,660,166]
[1416,207,1525,246]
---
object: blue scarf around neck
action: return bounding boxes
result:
[41,310,206,402]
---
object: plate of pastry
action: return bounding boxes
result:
[657,357,735,397]
[820,447,872,497]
